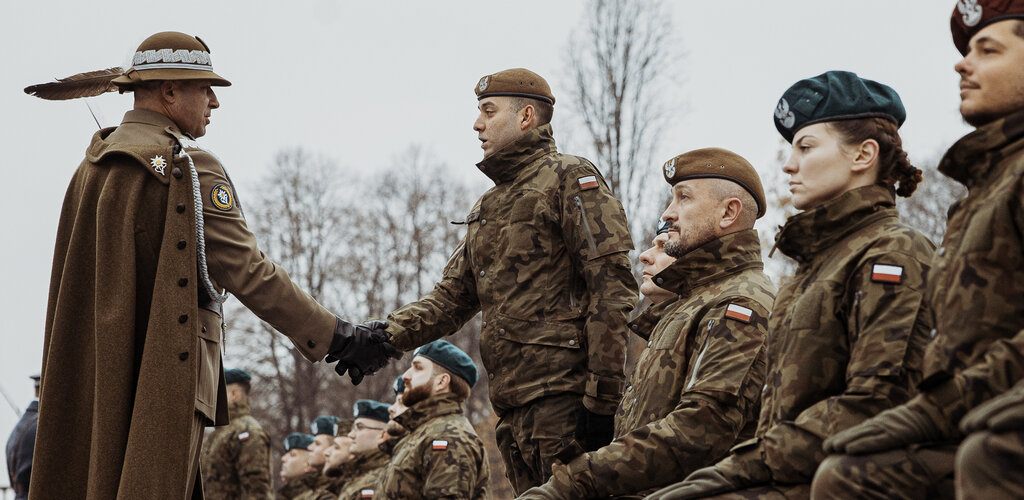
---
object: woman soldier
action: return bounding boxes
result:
[647,71,936,499]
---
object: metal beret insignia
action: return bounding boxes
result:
[958,0,982,27]
[775,98,795,129]
[663,158,675,179]
[478,76,489,92]
[210,183,234,211]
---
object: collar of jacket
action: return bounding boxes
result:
[228,399,250,418]
[939,108,1024,189]
[652,229,764,296]
[350,447,390,474]
[627,297,679,340]
[476,123,557,184]
[774,185,896,263]
[394,392,464,431]
[122,108,179,129]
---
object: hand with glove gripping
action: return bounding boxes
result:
[326,318,403,385]
[823,394,955,455]
[960,379,1024,434]
[646,439,771,500]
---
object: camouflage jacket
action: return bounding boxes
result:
[375,393,489,499]
[335,448,390,500]
[742,185,934,484]
[921,112,1024,426]
[548,230,774,497]
[385,124,637,415]
[200,400,273,499]
[279,470,321,500]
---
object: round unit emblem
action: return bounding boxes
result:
[210,183,234,211]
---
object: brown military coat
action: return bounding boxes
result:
[386,124,637,415]
[30,110,334,500]
[334,448,389,500]
[201,400,273,499]
[375,393,488,499]
[531,230,774,498]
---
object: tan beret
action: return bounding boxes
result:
[661,147,766,218]
[475,68,554,105]
[112,31,231,89]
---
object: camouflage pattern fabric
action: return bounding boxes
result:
[955,429,1024,498]
[385,123,637,417]
[811,445,956,499]
[375,393,488,499]
[495,393,582,495]
[519,230,775,498]
[278,470,321,500]
[334,448,389,500]
[200,400,273,499]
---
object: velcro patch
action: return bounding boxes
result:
[210,183,234,211]
[724,303,753,324]
[871,264,903,284]
[238,431,250,441]
[578,175,599,190]
[431,439,448,450]
[360,489,374,498]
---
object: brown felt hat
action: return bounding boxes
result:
[951,0,1024,55]
[661,147,767,218]
[475,68,554,105]
[112,32,231,89]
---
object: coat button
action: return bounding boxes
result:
[647,341,652,347]
[481,321,487,328]
[178,314,188,323]
[176,203,186,213]
[201,326,207,333]
[655,277,664,285]
[179,352,189,361]
[479,270,485,277]
[178,278,188,287]
[938,247,946,257]
[481,219,487,225]
[172,168,183,178]
[177,240,187,249]
[307,340,316,349]
[568,339,576,346]
[930,328,938,338]
[498,328,506,335]
[627,385,632,392]
[489,373,495,380]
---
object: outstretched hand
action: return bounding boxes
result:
[326,318,403,385]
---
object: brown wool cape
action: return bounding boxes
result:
[31,127,208,499]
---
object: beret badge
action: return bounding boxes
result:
[775,98,796,129]
[478,76,489,92]
[663,158,675,179]
[958,0,983,27]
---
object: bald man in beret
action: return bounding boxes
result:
[380,68,637,494]
[520,148,775,499]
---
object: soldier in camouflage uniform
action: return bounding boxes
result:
[296,415,343,500]
[379,68,636,494]
[814,5,1024,498]
[649,71,935,500]
[382,376,409,456]
[314,424,357,499]
[520,149,776,498]
[201,369,273,499]
[334,400,391,500]
[279,433,319,500]
[376,341,489,499]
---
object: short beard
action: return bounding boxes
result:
[386,420,407,437]
[663,220,716,258]
[402,380,434,407]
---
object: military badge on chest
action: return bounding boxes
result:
[150,155,167,175]
[210,183,234,211]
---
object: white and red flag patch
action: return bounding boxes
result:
[432,439,448,450]
[578,176,599,190]
[360,489,375,498]
[238,431,250,441]
[724,303,753,324]
[871,264,903,284]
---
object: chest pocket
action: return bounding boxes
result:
[652,313,691,350]
[508,193,546,256]
[788,285,825,331]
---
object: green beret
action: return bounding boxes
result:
[310,415,340,436]
[283,433,314,452]
[224,368,251,385]
[393,375,405,396]
[661,147,767,218]
[656,220,671,235]
[774,70,905,143]
[951,0,1024,55]
[413,340,478,387]
[353,400,390,423]
[475,68,555,105]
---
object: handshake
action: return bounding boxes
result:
[324,318,404,385]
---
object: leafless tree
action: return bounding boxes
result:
[897,155,966,245]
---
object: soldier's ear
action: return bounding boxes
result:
[519,104,536,131]
[850,138,879,174]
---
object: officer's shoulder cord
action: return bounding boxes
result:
[178,147,229,307]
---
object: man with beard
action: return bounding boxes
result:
[520,149,775,498]
[814,2,1024,498]
[315,426,357,498]
[279,434,319,499]
[382,376,410,455]
[335,401,391,500]
[377,340,489,499]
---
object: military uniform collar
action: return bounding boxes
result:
[395,392,464,431]
[774,185,895,263]
[350,447,390,473]
[476,123,557,185]
[121,109,180,129]
[626,298,679,341]
[651,229,764,296]
[228,399,251,418]
[939,109,1024,189]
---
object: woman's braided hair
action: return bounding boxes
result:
[829,117,922,197]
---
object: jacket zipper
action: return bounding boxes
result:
[687,319,715,390]
[574,195,599,255]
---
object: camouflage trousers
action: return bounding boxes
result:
[495,393,584,496]
[956,429,1024,499]
[699,484,810,499]
[810,443,956,500]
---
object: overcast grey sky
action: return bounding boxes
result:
[0,1,969,483]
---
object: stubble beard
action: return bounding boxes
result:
[663,219,716,259]
[402,380,434,407]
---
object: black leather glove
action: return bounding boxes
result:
[578,408,615,452]
[326,318,403,385]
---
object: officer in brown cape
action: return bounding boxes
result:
[378,68,637,495]
[813,2,1024,498]
[521,150,776,498]
[26,31,400,500]
[200,368,273,499]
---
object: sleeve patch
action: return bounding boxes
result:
[577,175,599,190]
[871,264,903,284]
[360,490,375,498]
[210,183,234,211]
[724,303,753,324]
[238,431,250,441]
[431,439,448,450]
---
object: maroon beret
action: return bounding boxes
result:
[951,0,1024,55]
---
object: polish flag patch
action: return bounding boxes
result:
[871,264,903,284]
[432,440,448,450]
[724,303,753,324]
[238,432,250,441]
[578,176,599,190]
[360,489,375,498]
